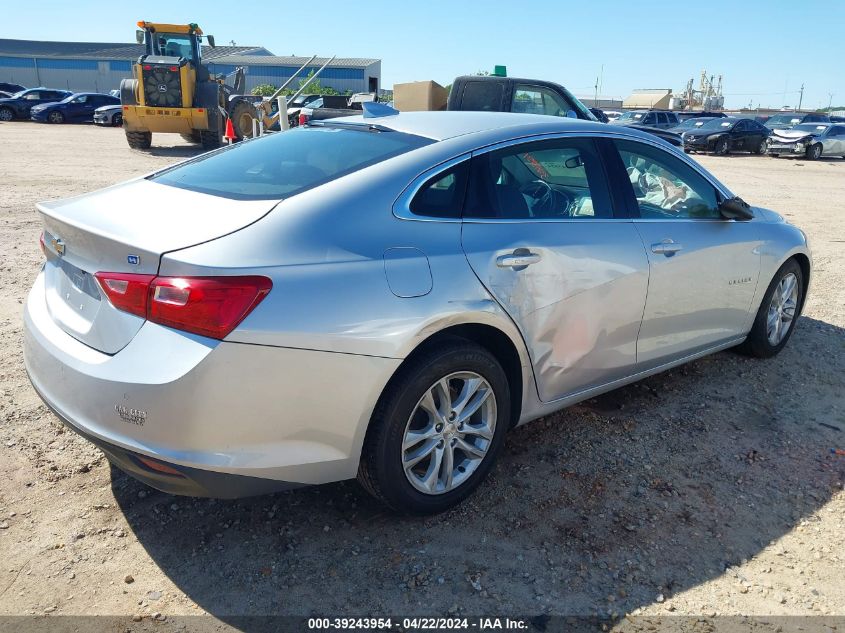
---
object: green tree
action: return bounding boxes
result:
[251,83,278,96]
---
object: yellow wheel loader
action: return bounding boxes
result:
[120,22,243,150]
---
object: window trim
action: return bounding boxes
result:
[392,131,735,224]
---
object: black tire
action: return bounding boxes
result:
[753,139,767,155]
[180,131,201,144]
[125,130,152,150]
[714,137,730,155]
[805,143,822,160]
[736,259,804,359]
[358,340,511,514]
[229,100,256,140]
[112,113,123,127]
[200,129,222,150]
[47,111,65,124]
[0,107,15,122]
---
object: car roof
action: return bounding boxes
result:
[316,111,615,142]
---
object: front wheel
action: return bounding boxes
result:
[737,259,804,358]
[806,143,822,160]
[358,341,510,514]
[47,111,65,124]
[112,113,123,127]
[714,137,730,155]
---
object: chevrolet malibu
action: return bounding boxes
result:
[24,111,811,514]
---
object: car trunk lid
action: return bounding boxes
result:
[37,178,280,354]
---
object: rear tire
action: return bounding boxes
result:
[805,143,822,160]
[753,139,767,155]
[0,107,13,122]
[736,259,804,359]
[180,131,201,144]
[125,130,151,150]
[358,340,510,514]
[200,129,222,150]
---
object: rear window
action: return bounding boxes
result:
[150,126,433,200]
[460,81,505,112]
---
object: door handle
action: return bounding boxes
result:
[496,251,542,269]
[651,240,683,256]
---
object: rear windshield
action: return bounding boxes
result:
[150,126,433,200]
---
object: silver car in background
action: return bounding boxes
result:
[24,111,811,514]
[767,123,845,159]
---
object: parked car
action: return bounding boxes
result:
[24,111,810,514]
[610,110,680,129]
[676,111,726,122]
[828,115,845,124]
[0,88,72,121]
[764,112,830,131]
[668,116,717,135]
[603,110,623,121]
[0,91,13,99]
[0,82,25,94]
[30,93,120,124]
[93,104,124,127]
[767,123,845,159]
[683,117,770,155]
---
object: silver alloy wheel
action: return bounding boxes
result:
[402,371,497,495]
[0,108,12,122]
[767,272,798,345]
[810,144,822,160]
[758,140,767,154]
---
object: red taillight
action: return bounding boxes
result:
[298,112,309,126]
[94,272,156,318]
[143,65,151,70]
[169,66,178,72]
[94,273,272,340]
[148,276,272,339]
[39,232,46,256]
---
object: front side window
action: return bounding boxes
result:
[465,138,613,219]
[72,95,88,104]
[512,85,576,118]
[151,126,433,200]
[614,139,720,219]
[409,162,469,218]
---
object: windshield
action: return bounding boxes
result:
[697,118,736,132]
[678,118,715,129]
[617,111,645,122]
[152,32,195,59]
[151,125,433,200]
[766,114,803,126]
[792,123,828,133]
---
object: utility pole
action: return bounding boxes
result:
[797,83,804,111]
[828,93,835,112]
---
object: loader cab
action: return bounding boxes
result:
[138,25,203,68]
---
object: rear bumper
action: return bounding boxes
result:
[122,105,210,134]
[24,269,401,497]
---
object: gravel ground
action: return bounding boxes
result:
[0,122,843,628]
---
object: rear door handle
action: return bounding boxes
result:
[496,251,542,269]
[651,240,683,256]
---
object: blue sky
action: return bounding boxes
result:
[5,0,844,109]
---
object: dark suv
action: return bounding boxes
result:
[0,88,72,121]
[611,110,680,129]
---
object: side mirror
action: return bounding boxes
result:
[135,30,145,45]
[719,196,754,221]
[207,35,216,47]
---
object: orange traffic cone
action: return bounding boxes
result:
[224,117,236,144]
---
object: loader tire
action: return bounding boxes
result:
[180,131,201,144]
[229,100,257,140]
[125,130,152,150]
[200,129,222,150]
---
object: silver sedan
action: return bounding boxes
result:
[767,123,845,159]
[24,111,811,514]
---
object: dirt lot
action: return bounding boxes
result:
[0,122,843,628]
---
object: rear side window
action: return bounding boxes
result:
[460,81,504,111]
[410,162,469,218]
[151,126,433,200]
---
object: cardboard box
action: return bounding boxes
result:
[394,80,448,112]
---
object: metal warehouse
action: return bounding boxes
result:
[0,39,381,95]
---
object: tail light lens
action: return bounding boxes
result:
[299,112,309,126]
[94,273,156,318]
[94,273,272,340]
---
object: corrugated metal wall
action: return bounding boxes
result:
[1,56,382,95]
